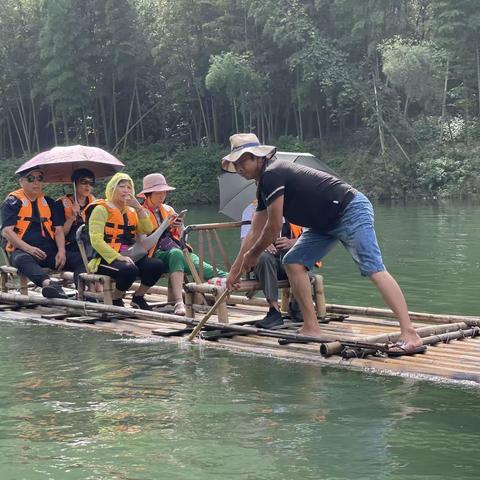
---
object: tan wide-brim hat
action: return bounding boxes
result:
[221,133,276,172]
[137,173,176,198]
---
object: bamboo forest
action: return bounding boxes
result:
[1,0,480,201]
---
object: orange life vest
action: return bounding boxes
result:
[5,189,55,253]
[145,203,181,257]
[290,223,302,239]
[86,199,138,253]
[58,194,95,222]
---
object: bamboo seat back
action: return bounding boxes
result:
[181,221,242,283]
[180,221,326,323]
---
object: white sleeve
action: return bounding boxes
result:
[240,204,255,239]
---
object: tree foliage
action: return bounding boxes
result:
[1,0,480,198]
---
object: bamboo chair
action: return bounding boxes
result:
[75,225,115,304]
[180,222,326,323]
[0,246,74,295]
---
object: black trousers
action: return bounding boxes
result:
[10,247,86,287]
[96,256,166,292]
[253,251,288,301]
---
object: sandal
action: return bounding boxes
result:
[386,341,427,357]
[174,301,186,316]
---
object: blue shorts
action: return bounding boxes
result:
[282,192,386,277]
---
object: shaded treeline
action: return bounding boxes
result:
[1,0,480,198]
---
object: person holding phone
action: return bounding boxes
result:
[138,173,226,316]
[85,172,167,309]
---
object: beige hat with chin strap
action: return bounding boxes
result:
[221,133,276,172]
[137,173,175,198]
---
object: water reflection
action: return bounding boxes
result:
[1,322,480,479]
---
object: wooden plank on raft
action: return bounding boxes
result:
[153,327,195,337]
[41,313,69,320]
[65,316,98,324]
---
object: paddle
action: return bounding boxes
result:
[187,288,231,341]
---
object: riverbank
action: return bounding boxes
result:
[1,137,480,203]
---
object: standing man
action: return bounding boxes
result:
[1,168,81,298]
[224,133,422,353]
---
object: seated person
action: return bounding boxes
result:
[138,173,226,316]
[56,168,96,256]
[241,200,303,328]
[1,168,85,298]
[86,172,167,310]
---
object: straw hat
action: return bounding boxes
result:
[137,173,175,198]
[221,133,276,172]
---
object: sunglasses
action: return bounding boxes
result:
[78,179,95,186]
[24,174,44,183]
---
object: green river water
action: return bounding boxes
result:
[1,200,479,479]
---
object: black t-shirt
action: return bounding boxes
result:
[256,160,355,231]
[1,195,63,251]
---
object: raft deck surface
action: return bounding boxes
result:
[1,289,480,387]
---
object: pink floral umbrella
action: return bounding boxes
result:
[16,145,124,183]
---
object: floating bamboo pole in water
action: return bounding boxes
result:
[327,304,480,324]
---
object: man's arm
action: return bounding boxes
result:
[54,226,66,269]
[2,226,43,257]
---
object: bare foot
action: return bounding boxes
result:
[298,325,323,337]
[398,332,423,351]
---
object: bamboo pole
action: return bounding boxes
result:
[341,328,480,360]
[187,288,230,341]
[320,322,479,357]
[0,292,336,344]
[206,231,217,275]
[198,230,204,281]
[184,222,242,232]
[421,328,479,346]
[341,327,480,359]
[326,304,480,325]
[213,229,231,270]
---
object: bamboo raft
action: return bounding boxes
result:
[1,286,480,387]
[1,220,479,386]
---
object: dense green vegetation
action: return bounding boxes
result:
[1,0,480,200]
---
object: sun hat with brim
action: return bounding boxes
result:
[18,167,45,177]
[137,173,176,198]
[221,133,276,173]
